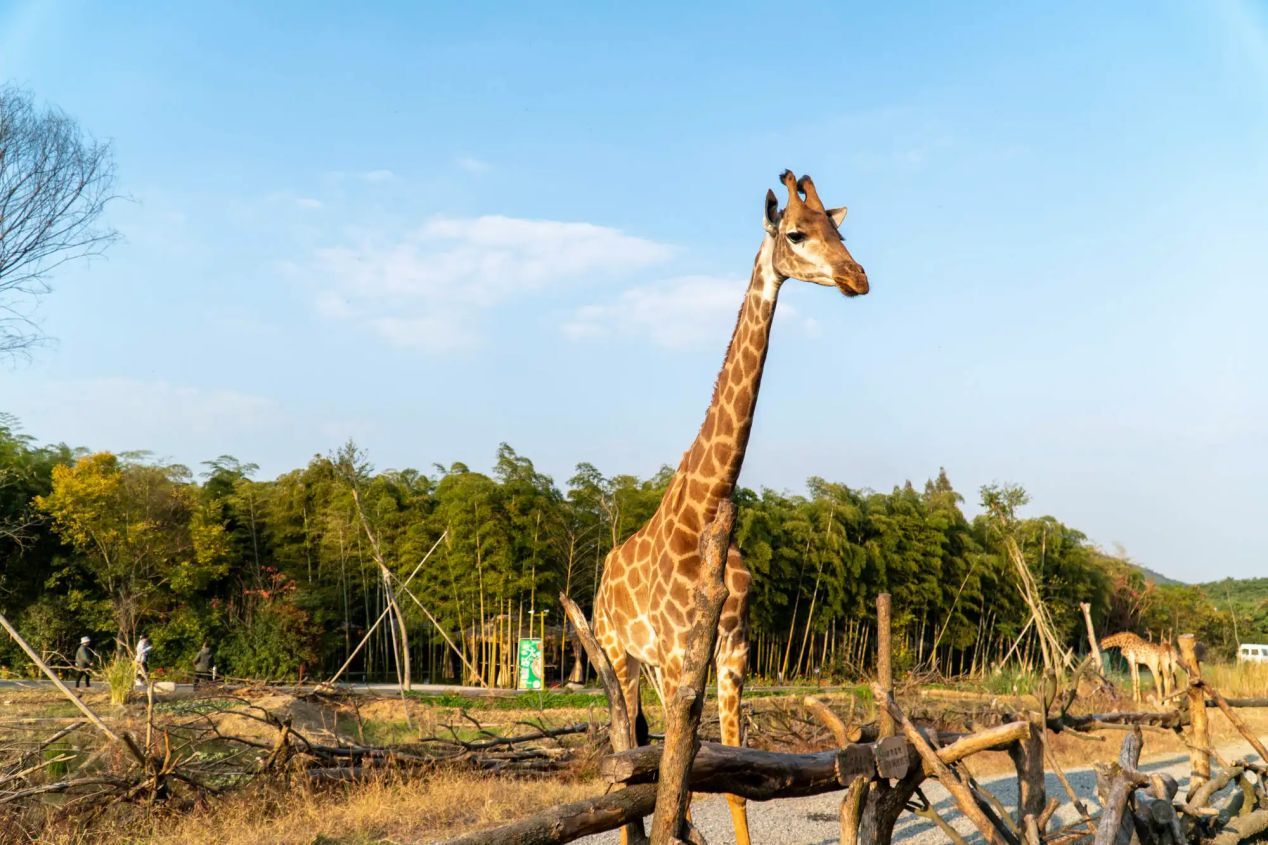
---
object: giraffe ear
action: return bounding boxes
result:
[827,207,848,228]
[763,189,781,235]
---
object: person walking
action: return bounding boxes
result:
[74,636,93,689]
[193,642,214,687]
[135,634,153,684]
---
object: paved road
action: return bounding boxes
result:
[0,678,601,698]
[577,739,1262,845]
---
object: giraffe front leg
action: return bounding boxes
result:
[717,642,751,845]
[714,542,753,845]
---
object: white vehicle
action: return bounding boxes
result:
[1237,643,1268,663]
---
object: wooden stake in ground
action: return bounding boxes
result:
[649,500,735,845]
[876,593,893,738]
[1177,633,1210,793]
[1079,602,1102,673]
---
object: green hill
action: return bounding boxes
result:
[1198,577,1268,642]
[1135,564,1183,586]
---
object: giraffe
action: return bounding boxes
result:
[592,170,868,845]
[1100,632,1179,703]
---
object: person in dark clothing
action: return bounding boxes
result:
[193,642,214,687]
[74,636,93,689]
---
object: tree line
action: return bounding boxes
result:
[0,413,1260,684]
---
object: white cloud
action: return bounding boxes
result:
[562,276,744,349]
[309,215,673,351]
[363,169,396,182]
[294,196,324,210]
[455,155,491,174]
[563,276,819,349]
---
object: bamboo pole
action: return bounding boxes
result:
[323,533,448,688]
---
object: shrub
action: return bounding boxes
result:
[104,653,135,705]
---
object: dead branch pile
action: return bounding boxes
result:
[0,685,595,834]
[440,610,1268,845]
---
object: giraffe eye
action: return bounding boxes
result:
[786,231,806,244]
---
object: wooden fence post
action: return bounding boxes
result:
[1177,633,1210,795]
[876,593,893,738]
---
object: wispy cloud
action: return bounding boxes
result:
[293,196,324,210]
[362,169,396,182]
[562,276,817,349]
[455,155,491,174]
[310,215,673,351]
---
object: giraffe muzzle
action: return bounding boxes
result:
[837,265,869,297]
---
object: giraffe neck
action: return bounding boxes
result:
[673,236,783,513]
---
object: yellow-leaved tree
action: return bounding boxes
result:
[36,452,228,648]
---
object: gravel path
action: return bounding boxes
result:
[578,739,1260,844]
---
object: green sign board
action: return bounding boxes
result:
[518,637,544,690]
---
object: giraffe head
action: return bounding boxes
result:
[763,170,868,296]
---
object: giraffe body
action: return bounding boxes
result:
[593,171,868,845]
[1100,632,1178,703]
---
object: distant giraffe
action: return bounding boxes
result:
[593,170,868,845]
[1100,632,1178,702]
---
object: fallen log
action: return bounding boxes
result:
[603,741,841,800]
[1209,809,1268,845]
[1047,709,1185,734]
[440,721,1039,845]
[602,722,1031,801]
[435,783,658,845]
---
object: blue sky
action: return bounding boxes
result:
[3,2,1267,582]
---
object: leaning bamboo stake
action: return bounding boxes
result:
[0,611,147,767]
[873,684,1009,845]
[649,500,735,845]
[1203,682,1268,764]
[1177,633,1210,793]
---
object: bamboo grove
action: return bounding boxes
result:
[0,414,1261,685]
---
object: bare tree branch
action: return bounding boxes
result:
[0,87,118,358]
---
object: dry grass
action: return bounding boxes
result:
[32,771,601,845]
[1203,660,1268,698]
